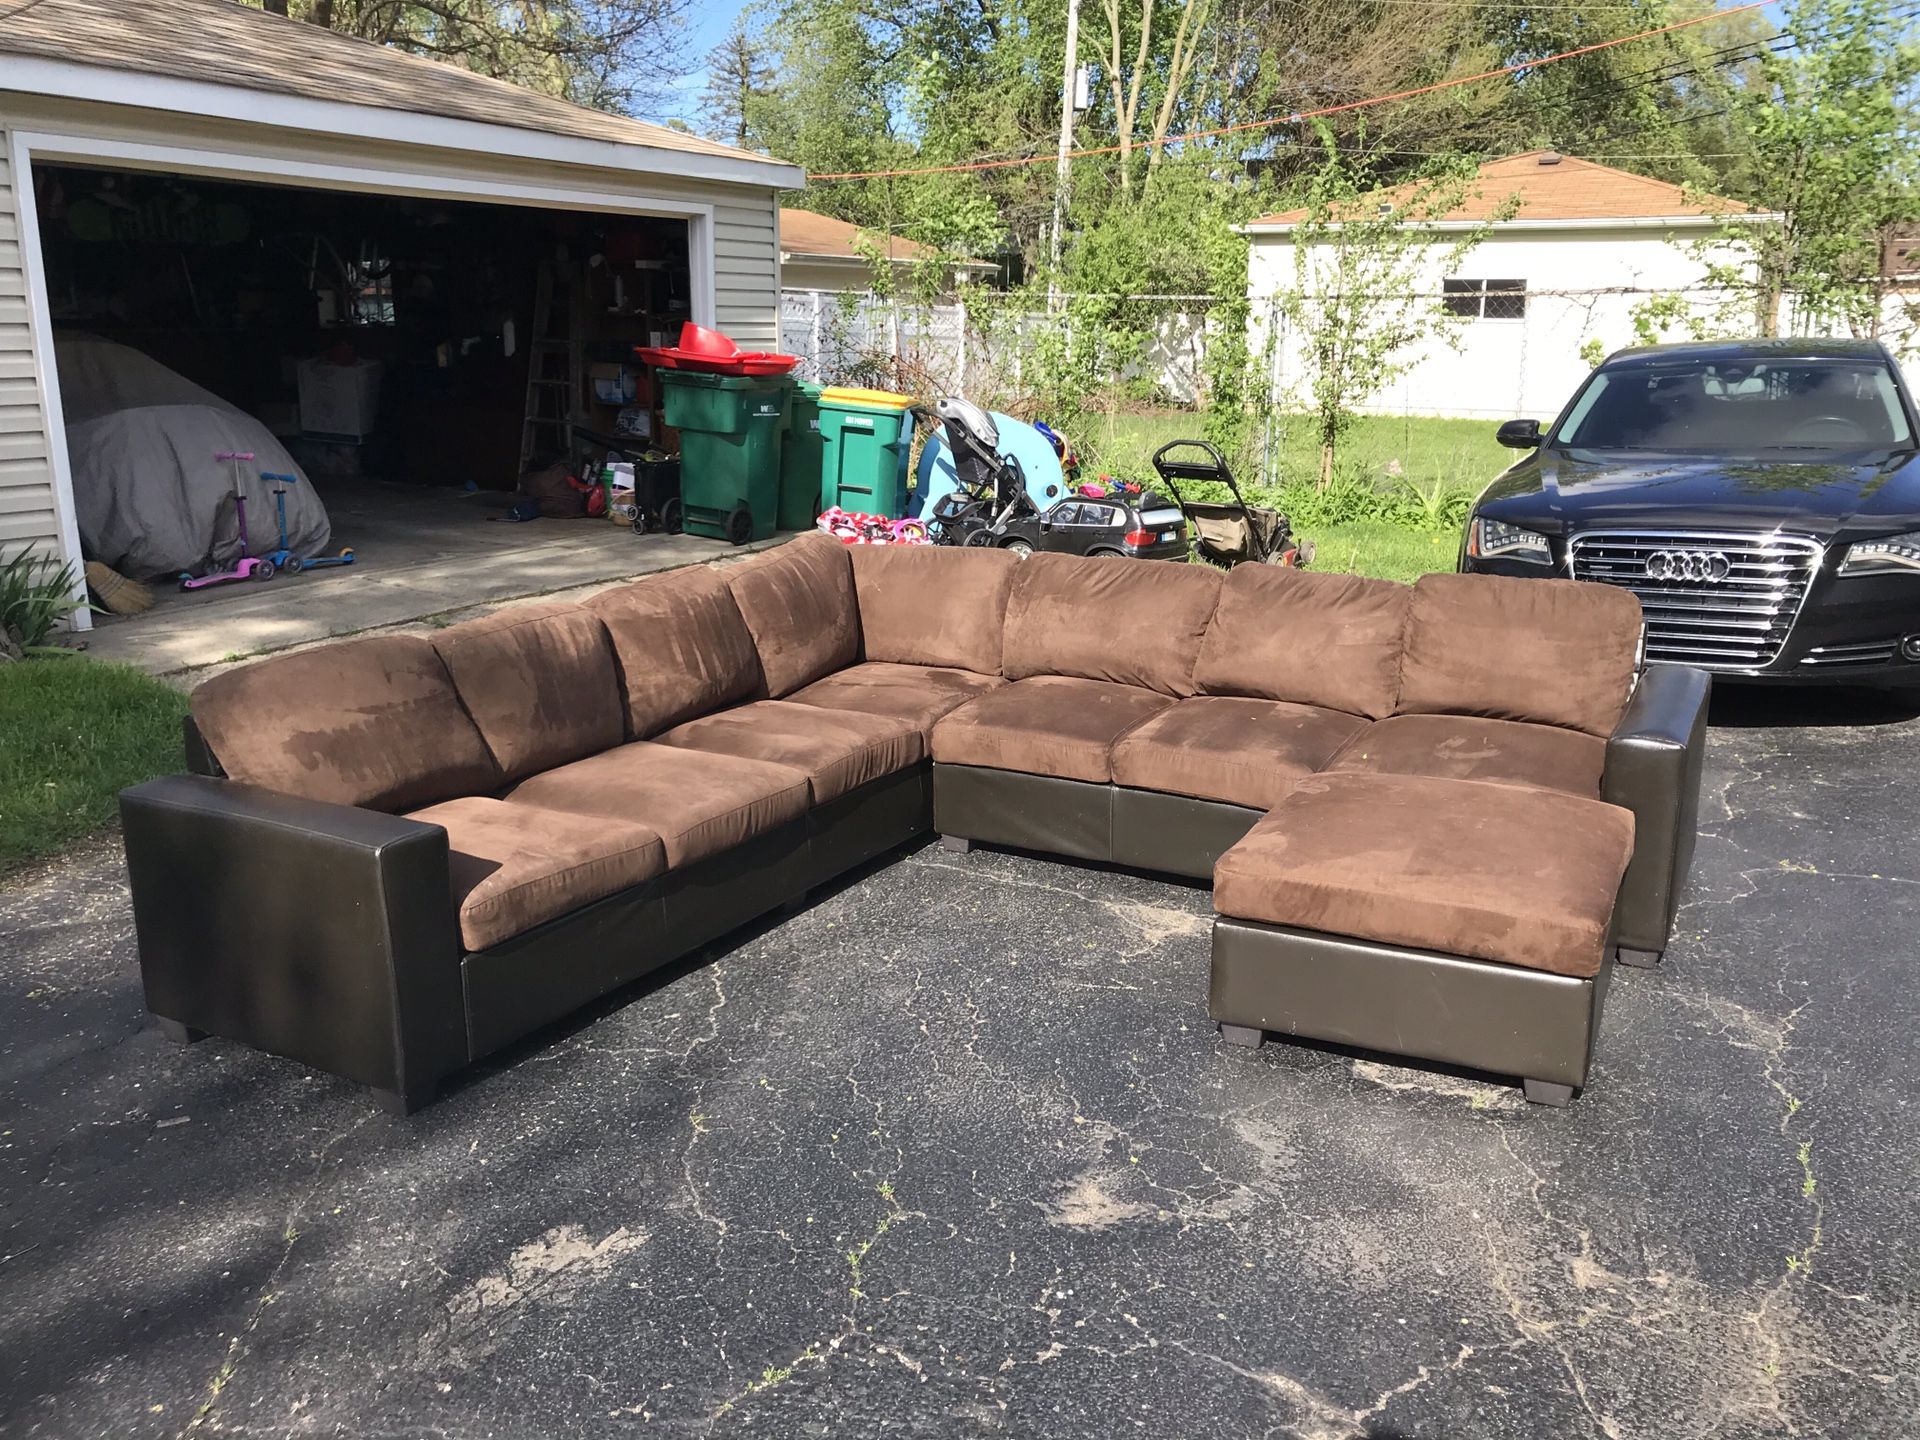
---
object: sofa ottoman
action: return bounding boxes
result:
[1209,772,1636,1104]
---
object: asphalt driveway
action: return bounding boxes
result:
[1,689,1916,1439]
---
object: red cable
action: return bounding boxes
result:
[809,0,1770,182]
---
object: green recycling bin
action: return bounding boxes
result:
[818,387,915,519]
[659,370,792,543]
[779,380,825,531]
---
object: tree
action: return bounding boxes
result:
[699,16,776,149]
[237,0,691,114]
[1699,0,1919,336]
[1268,128,1512,486]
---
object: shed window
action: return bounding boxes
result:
[1444,278,1526,320]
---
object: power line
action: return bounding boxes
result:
[809,1,1771,181]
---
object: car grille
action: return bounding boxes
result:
[1800,639,1898,668]
[1567,529,1824,671]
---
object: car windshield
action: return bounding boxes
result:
[1555,358,1914,454]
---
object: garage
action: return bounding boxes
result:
[0,0,802,650]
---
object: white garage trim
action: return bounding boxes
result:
[9,126,728,626]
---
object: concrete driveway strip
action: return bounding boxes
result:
[0,692,1916,1438]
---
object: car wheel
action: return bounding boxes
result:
[1086,548,1125,559]
[1001,537,1034,558]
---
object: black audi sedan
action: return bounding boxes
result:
[1460,339,1920,684]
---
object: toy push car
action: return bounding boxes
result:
[986,492,1189,560]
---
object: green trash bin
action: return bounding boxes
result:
[818,387,916,519]
[779,380,825,531]
[659,371,793,543]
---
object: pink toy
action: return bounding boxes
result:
[179,452,277,590]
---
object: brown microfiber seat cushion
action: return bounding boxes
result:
[1001,553,1222,696]
[430,601,624,783]
[786,662,1007,735]
[586,565,764,738]
[1193,566,1409,720]
[849,544,1017,674]
[190,634,500,812]
[508,742,810,869]
[1110,696,1368,810]
[406,796,665,952]
[1397,572,1643,738]
[724,533,859,697]
[654,700,924,804]
[930,676,1175,783]
[1325,714,1606,800]
[1212,773,1635,977]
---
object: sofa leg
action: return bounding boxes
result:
[370,1083,437,1117]
[939,835,972,853]
[1522,1078,1575,1107]
[153,1017,207,1045]
[1614,946,1662,969]
[1218,1023,1265,1049]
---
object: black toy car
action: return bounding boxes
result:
[987,492,1190,560]
[1460,338,1920,685]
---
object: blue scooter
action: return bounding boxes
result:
[262,472,356,573]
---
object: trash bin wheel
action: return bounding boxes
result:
[725,504,754,546]
[660,497,683,535]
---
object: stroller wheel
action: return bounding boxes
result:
[962,528,995,548]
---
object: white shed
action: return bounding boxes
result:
[0,0,802,625]
[1241,151,1763,423]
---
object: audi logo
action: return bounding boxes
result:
[1644,549,1733,583]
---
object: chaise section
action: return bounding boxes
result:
[1324,713,1606,799]
[189,634,501,811]
[403,796,666,952]
[509,742,810,869]
[787,661,1006,733]
[1110,695,1367,810]
[1209,772,1637,1103]
[654,700,924,803]
[1603,664,1712,964]
[931,675,1175,783]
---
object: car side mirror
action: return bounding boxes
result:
[1497,419,1543,449]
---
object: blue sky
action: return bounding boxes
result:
[651,0,758,126]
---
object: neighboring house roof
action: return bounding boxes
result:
[779,208,995,272]
[1244,151,1758,231]
[0,0,801,187]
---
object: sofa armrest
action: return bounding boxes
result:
[119,775,467,1111]
[1602,665,1711,959]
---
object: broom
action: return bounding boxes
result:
[86,560,155,616]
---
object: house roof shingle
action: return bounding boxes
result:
[1248,151,1753,228]
[0,0,791,176]
[779,208,937,262]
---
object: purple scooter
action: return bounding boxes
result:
[179,451,277,590]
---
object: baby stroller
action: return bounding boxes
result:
[925,398,1036,547]
[1150,440,1309,569]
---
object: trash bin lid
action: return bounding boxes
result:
[820,387,915,411]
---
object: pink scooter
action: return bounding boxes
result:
[179,451,277,590]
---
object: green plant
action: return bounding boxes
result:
[0,549,82,660]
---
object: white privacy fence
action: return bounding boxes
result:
[779,289,1225,404]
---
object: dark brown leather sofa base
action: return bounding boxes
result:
[123,764,934,1114]
[931,763,1261,881]
[1209,918,1613,1105]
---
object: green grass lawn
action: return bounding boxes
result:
[1081,410,1510,492]
[0,659,188,875]
[1297,522,1461,585]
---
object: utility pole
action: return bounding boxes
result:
[1047,0,1081,313]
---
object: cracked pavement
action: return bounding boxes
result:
[1,688,1917,1438]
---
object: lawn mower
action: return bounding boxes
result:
[1150,439,1311,569]
[261,472,356,573]
[179,451,277,590]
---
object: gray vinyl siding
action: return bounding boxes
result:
[711,192,780,347]
[0,128,61,558]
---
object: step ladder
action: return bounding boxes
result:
[519,256,581,470]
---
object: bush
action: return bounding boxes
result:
[0,549,81,659]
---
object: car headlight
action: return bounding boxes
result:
[1840,530,1920,576]
[1468,516,1553,565]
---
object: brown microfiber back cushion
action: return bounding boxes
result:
[587,565,764,738]
[1194,566,1409,720]
[190,635,501,812]
[1396,572,1644,737]
[1001,553,1222,696]
[849,544,1016,674]
[724,533,859,697]
[430,601,624,783]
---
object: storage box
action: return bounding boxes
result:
[614,406,654,440]
[590,363,638,405]
[297,357,384,440]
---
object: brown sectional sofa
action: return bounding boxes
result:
[121,536,1710,1112]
